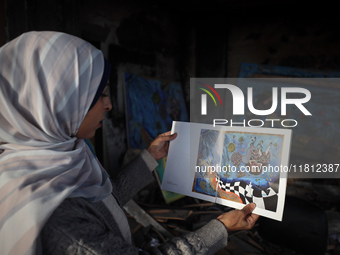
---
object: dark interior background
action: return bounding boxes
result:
[3,0,340,169]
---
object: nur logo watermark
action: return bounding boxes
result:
[197,82,223,115]
[194,79,312,128]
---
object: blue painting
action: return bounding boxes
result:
[193,129,284,212]
[124,72,188,149]
[124,72,188,203]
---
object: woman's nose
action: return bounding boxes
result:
[103,97,112,111]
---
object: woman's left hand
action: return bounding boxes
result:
[217,203,259,232]
[147,131,177,160]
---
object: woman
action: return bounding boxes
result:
[0,31,258,255]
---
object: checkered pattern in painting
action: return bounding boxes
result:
[215,175,278,212]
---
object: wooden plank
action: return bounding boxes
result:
[123,200,173,239]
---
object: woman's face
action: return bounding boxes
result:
[76,86,112,139]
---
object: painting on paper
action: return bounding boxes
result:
[161,121,291,220]
[193,129,284,213]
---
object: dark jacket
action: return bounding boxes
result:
[40,150,229,254]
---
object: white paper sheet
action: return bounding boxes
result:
[162,121,292,221]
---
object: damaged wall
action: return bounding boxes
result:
[227,17,340,77]
[78,1,190,172]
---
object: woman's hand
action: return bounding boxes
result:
[147,131,177,160]
[217,203,259,232]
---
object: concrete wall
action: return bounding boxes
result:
[79,1,190,173]
[227,18,340,77]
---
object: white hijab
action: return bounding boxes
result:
[0,31,113,255]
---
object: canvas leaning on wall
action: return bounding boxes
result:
[123,72,188,203]
[162,121,292,221]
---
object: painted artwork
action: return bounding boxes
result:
[192,129,284,212]
[161,121,291,221]
[124,73,188,203]
[124,72,188,149]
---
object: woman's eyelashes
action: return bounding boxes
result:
[102,86,109,97]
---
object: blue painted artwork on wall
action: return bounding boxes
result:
[124,72,188,149]
[124,72,188,203]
